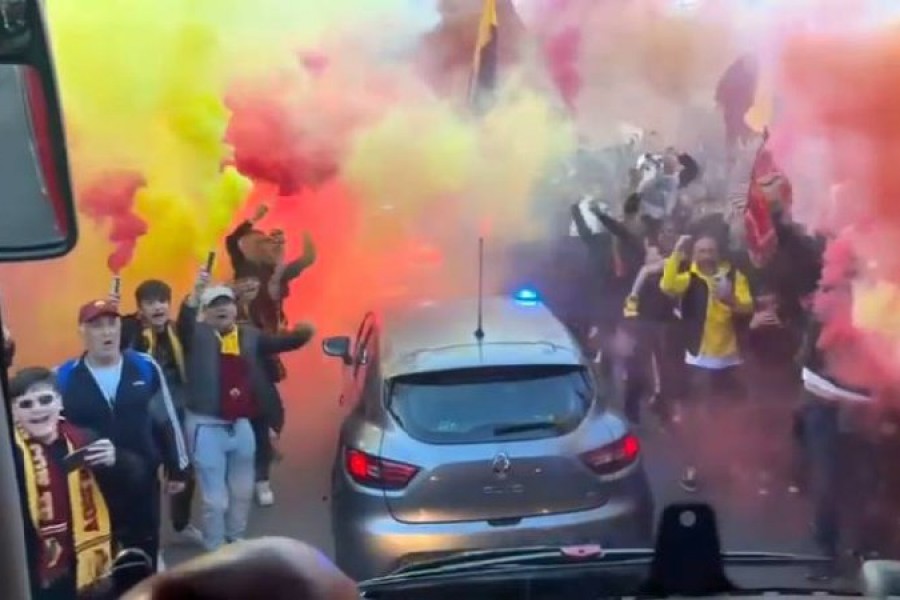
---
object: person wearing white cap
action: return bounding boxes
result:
[176,269,314,551]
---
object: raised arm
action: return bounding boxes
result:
[268,233,317,300]
[731,270,754,315]
[226,204,269,277]
[570,200,605,249]
[283,233,317,283]
[176,269,210,350]
[258,322,315,355]
[660,235,692,297]
[590,203,644,255]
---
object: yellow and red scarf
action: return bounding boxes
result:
[142,323,186,382]
[15,425,112,591]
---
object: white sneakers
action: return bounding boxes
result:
[255,481,275,507]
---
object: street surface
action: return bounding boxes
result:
[162,350,824,590]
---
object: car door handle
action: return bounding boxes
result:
[338,394,345,406]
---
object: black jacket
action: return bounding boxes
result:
[56,351,190,491]
[120,314,187,390]
[570,203,645,323]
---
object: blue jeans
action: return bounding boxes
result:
[186,414,256,551]
[801,397,840,557]
[801,394,882,558]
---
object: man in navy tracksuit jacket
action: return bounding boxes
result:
[56,299,190,571]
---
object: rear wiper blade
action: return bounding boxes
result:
[361,549,832,587]
[492,421,562,435]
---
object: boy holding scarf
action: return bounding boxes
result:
[119,279,200,543]
[10,367,118,600]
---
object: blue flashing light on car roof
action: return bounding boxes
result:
[513,287,541,306]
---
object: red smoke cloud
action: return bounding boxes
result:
[530,0,583,112]
[225,79,341,195]
[541,27,582,112]
[779,28,900,394]
[79,171,148,273]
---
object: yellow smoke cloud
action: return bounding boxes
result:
[41,0,411,291]
[8,0,570,366]
[47,0,252,294]
[344,85,575,248]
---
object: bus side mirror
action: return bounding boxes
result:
[0,0,78,262]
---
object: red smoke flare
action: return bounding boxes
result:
[80,171,148,273]
[780,29,900,393]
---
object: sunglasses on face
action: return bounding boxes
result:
[14,392,58,410]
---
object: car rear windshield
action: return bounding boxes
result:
[387,365,592,444]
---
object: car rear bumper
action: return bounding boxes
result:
[333,470,654,581]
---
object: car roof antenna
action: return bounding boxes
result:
[474,237,485,341]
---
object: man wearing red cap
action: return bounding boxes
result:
[55,299,190,572]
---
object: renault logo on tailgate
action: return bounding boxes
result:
[492,453,511,476]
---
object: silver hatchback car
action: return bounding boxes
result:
[322,293,654,581]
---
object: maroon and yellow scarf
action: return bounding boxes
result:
[15,422,112,591]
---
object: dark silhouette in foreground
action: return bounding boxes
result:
[122,538,358,600]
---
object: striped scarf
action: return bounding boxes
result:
[15,423,112,591]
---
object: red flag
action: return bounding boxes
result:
[744,132,779,267]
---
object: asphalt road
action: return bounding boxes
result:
[161,351,826,590]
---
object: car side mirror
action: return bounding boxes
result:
[322,336,352,366]
[0,0,79,262]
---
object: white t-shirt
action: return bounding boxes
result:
[86,359,124,405]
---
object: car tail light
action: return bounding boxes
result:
[579,433,640,475]
[344,447,420,490]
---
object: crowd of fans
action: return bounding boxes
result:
[6,126,900,597]
[3,206,315,600]
[554,135,900,581]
